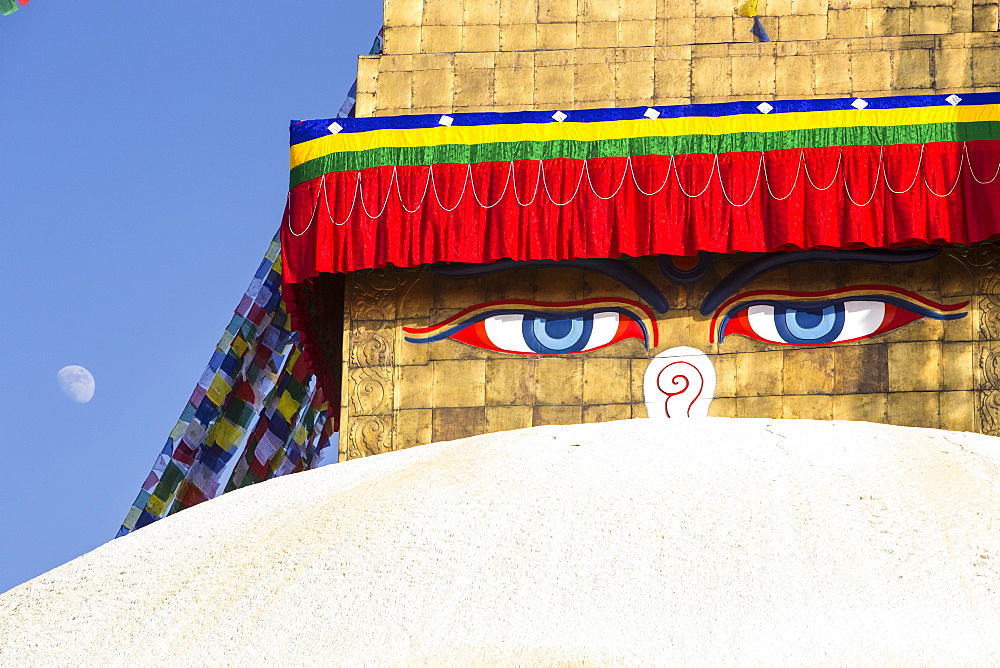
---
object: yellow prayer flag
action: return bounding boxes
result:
[146,494,166,517]
[231,335,249,357]
[277,390,299,421]
[214,419,245,449]
[737,0,759,17]
[206,374,233,406]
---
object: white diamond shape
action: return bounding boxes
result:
[851,98,869,110]
[644,108,661,119]
[946,94,963,106]
[757,102,774,114]
[551,110,568,122]
[327,121,344,134]
[438,115,454,126]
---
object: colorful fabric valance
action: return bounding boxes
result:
[282,93,1000,286]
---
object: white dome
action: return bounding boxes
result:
[4,418,1000,665]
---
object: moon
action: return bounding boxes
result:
[57,365,95,403]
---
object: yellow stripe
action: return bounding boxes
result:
[290,104,1000,170]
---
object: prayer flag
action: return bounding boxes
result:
[751,16,771,41]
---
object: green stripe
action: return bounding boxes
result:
[290,121,1000,188]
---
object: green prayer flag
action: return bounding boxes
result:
[0,0,19,16]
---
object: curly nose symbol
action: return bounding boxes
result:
[643,347,716,418]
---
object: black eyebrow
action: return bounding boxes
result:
[699,247,942,316]
[431,258,669,313]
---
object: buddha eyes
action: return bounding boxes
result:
[713,288,969,346]
[403,299,657,354]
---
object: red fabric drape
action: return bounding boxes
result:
[282,142,1000,285]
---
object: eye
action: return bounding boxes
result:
[713,288,968,346]
[404,299,657,354]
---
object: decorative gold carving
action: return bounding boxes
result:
[342,268,420,459]
[347,366,393,415]
[347,415,393,458]
[950,244,1000,435]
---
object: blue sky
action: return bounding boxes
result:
[0,1,383,594]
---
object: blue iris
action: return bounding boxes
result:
[522,315,594,353]
[773,304,845,344]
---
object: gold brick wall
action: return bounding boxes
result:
[326,249,1000,459]
[352,0,1000,115]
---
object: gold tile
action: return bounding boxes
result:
[355,92,377,117]
[777,14,827,41]
[575,63,616,103]
[711,354,737,398]
[910,5,953,33]
[943,307,975,343]
[782,394,834,420]
[500,0,537,24]
[537,0,575,22]
[774,55,814,97]
[421,24,463,53]
[851,50,893,91]
[486,405,534,433]
[620,0,658,22]
[691,56,730,100]
[729,54,776,97]
[694,16,733,44]
[411,68,454,108]
[533,404,584,426]
[433,406,487,442]
[494,67,535,106]
[656,0,692,19]
[828,8,868,38]
[396,408,434,449]
[455,68,495,108]
[577,20,618,48]
[616,59,655,101]
[535,357,584,404]
[973,46,1000,86]
[375,70,414,111]
[942,342,975,391]
[737,395,783,419]
[812,52,852,96]
[832,393,888,424]
[834,344,889,394]
[397,364,434,410]
[535,66,575,105]
[432,360,487,407]
[887,391,940,429]
[463,0,499,25]
[657,17,695,45]
[887,341,942,392]
[580,0,618,22]
[537,22,577,50]
[653,52,692,98]
[385,0,424,27]
[619,19,656,47]
[940,391,977,432]
[462,25,501,52]
[397,319,430,366]
[583,358,633,405]
[499,22,537,50]
[973,2,999,31]
[485,358,537,406]
[893,48,932,89]
[736,350,784,397]
[583,403,632,424]
[428,0,467,24]
[384,26,422,55]
[783,347,835,395]
[707,397,736,418]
